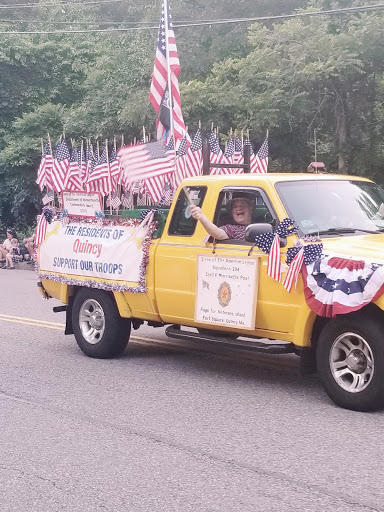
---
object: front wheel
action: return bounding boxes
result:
[316,314,384,411]
[72,288,131,359]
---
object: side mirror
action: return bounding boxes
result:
[245,223,287,247]
[245,223,273,242]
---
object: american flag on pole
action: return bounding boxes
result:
[52,141,70,192]
[243,137,258,173]
[267,233,283,282]
[175,134,188,186]
[106,191,122,210]
[36,141,54,192]
[158,181,173,206]
[42,189,54,206]
[208,132,224,175]
[109,148,121,188]
[282,247,304,292]
[86,149,111,196]
[35,213,48,246]
[234,137,244,171]
[185,129,203,178]
[118,141,175,184]
[223,137,234,173]
[66,146,83,191]
[253,137,269,174]
[149,0,187,148]
[121,191,131,208]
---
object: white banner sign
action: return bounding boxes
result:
[62,191,102,218]
[39,220,151,287]
[195,255,259,330]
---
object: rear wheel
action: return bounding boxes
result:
[316,314,384,411]
[72,288,131,359]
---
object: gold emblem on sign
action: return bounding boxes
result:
[218,281,232,307]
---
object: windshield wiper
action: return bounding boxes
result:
[306,227,381,237]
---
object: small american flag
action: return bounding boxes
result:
[35,213,48,246]
[208,132,224,175]
[86,149,110,196]
[223,137,234,174]
[42,190,54,205]
[121,192,131,208]
[158,182,173,206]
[175,134,187,186]
[282,247,304,292]
[52,141,70,192]
[111,193,122,210]
[185,129,203,178]
[254,137,269,174]
[267,234,283,282]
[36,141,53,192]
[66,146,83,191]
[118,141,175,186]
[233,137,244,171]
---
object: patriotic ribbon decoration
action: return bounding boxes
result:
[255,218,298,283]
[302,256,384,317]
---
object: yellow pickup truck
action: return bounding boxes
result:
[37,173,384,412]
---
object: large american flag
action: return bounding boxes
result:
[149,0,186,148]
[36,141,54,192]
[253,137,269,174]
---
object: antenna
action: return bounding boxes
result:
[314,128,317,162]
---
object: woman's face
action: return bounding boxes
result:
[231,199,253,225]
[6,231,13,240]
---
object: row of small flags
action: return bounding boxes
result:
[36,131,268,207]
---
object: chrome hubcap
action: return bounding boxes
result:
[79,299,105,344]
[330,333,374,393]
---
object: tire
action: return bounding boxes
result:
[72,288,131,359]
[316,313,384,411]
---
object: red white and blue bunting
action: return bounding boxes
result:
[302,256,384,318]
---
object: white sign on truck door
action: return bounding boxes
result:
[195,255,259,330]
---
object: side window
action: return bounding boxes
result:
[213,188,275,243]
[215,189,273,226]
[168,186,207,236]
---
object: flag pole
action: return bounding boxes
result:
[163,0,177,192]
[105,139,113,215]
[47,132,55,207]
[164,0,174,143]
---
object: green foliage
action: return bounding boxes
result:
[0,0,384,233]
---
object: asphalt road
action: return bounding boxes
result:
[0,270,383,512]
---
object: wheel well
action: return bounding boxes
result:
[300,303,384,375]
[65,286,120,335]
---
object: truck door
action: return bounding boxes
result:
[155,185,300,337]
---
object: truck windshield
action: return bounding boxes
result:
[275,180,384,236]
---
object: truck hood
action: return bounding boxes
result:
[321,233,384,263]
